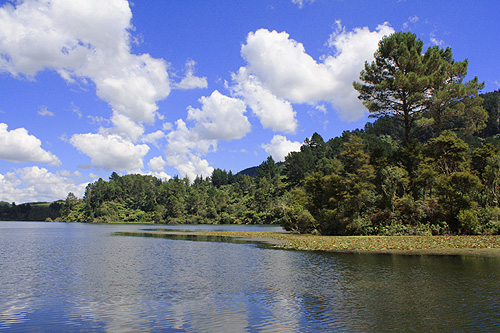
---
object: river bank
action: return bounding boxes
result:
[147,230,500,256]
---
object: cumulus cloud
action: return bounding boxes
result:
[233,23,394,123]
[167,153,213,182]
[324,21,395,119]
[93,53,170,124]
[144,156,171,180]
[164,119,214,181]
[261,135,302,162]
[140,170,171,181]
[148,156,167,172]
[106,111,145,142]
[142,130,166,148]
[187,90,251,141]
[240,29,336,104]
[0,0,170,124]
[232,68,297,133]
[175,59,208,90]
[163,91,252,180]
[0,123,60,165]
[0,0,223,174]
[70,133,149,171]
[0,166,88,203]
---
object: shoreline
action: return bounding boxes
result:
[140,230,500,257]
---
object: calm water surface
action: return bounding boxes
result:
[1,221,500,332]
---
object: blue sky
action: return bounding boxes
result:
[1,0,499,203]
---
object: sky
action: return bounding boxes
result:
[0,0,499,204]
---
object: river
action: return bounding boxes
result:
[1,221,499,331]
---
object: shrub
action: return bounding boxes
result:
[457,209,481,234]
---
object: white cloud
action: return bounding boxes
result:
[106,111,145,142]
[234,24,394,123]
[0,0,171,124]
[315,104,327,114]
[93,53,170,124]
[403,15,419,29]
[163,91,252,180]
[162,122,173,131]
[324,22,395,120]
[70,133,149,171]
[142,130,166,148]
[175,59,208,90]
[261,135,301,162]
[240,29,336,104]
[87,115,109,126]
[0,123,60,166]
[232,68,297,133]
[140,170,171,181]
[291,0,315,8]
[165,119,214,181]
[148,156,167,172]
[71,103,82,119]
[0,166,88,203]
[58,170,83,178]
[166,152,213,182]
[409,16,419,24]
[187,90,251,141]
[429,31,444,46]
[37,106,54,117]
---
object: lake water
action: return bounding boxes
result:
[1,221,500,332]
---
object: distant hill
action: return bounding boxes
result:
[237,161,284,178]
[237,166,259,177]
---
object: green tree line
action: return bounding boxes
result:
[0,201,63,221]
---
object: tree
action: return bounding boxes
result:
[422,130,468,176]
[61,192,79,217]
[424,46,486,136]
[109,172,120,182]
[283,133,328,188]
[284,150,315,188]
[353,31,485,143]
[484,155,500,207]
[381,166,409,211]
[481,90,500,137]
[302,132,327,159]
[211,168,233,187]
[304,136,377,235]
[256,156,280,187]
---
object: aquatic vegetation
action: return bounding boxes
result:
[196,231,500,254]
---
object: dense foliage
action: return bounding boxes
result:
[4,32,500,236]
[0,201,63,221]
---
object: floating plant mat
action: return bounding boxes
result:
[115,230,500,256]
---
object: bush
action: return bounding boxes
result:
[346,216,374,235]
[477,206,500,235]
[280,207,317,234]
[457,209,481,234]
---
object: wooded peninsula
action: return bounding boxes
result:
[2,32,500,237]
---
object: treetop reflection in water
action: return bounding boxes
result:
[115,231,260,244]
[1,221,500,331]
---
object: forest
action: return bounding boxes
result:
[2,31,500,236]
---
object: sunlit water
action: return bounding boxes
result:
[1,222,500,331]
